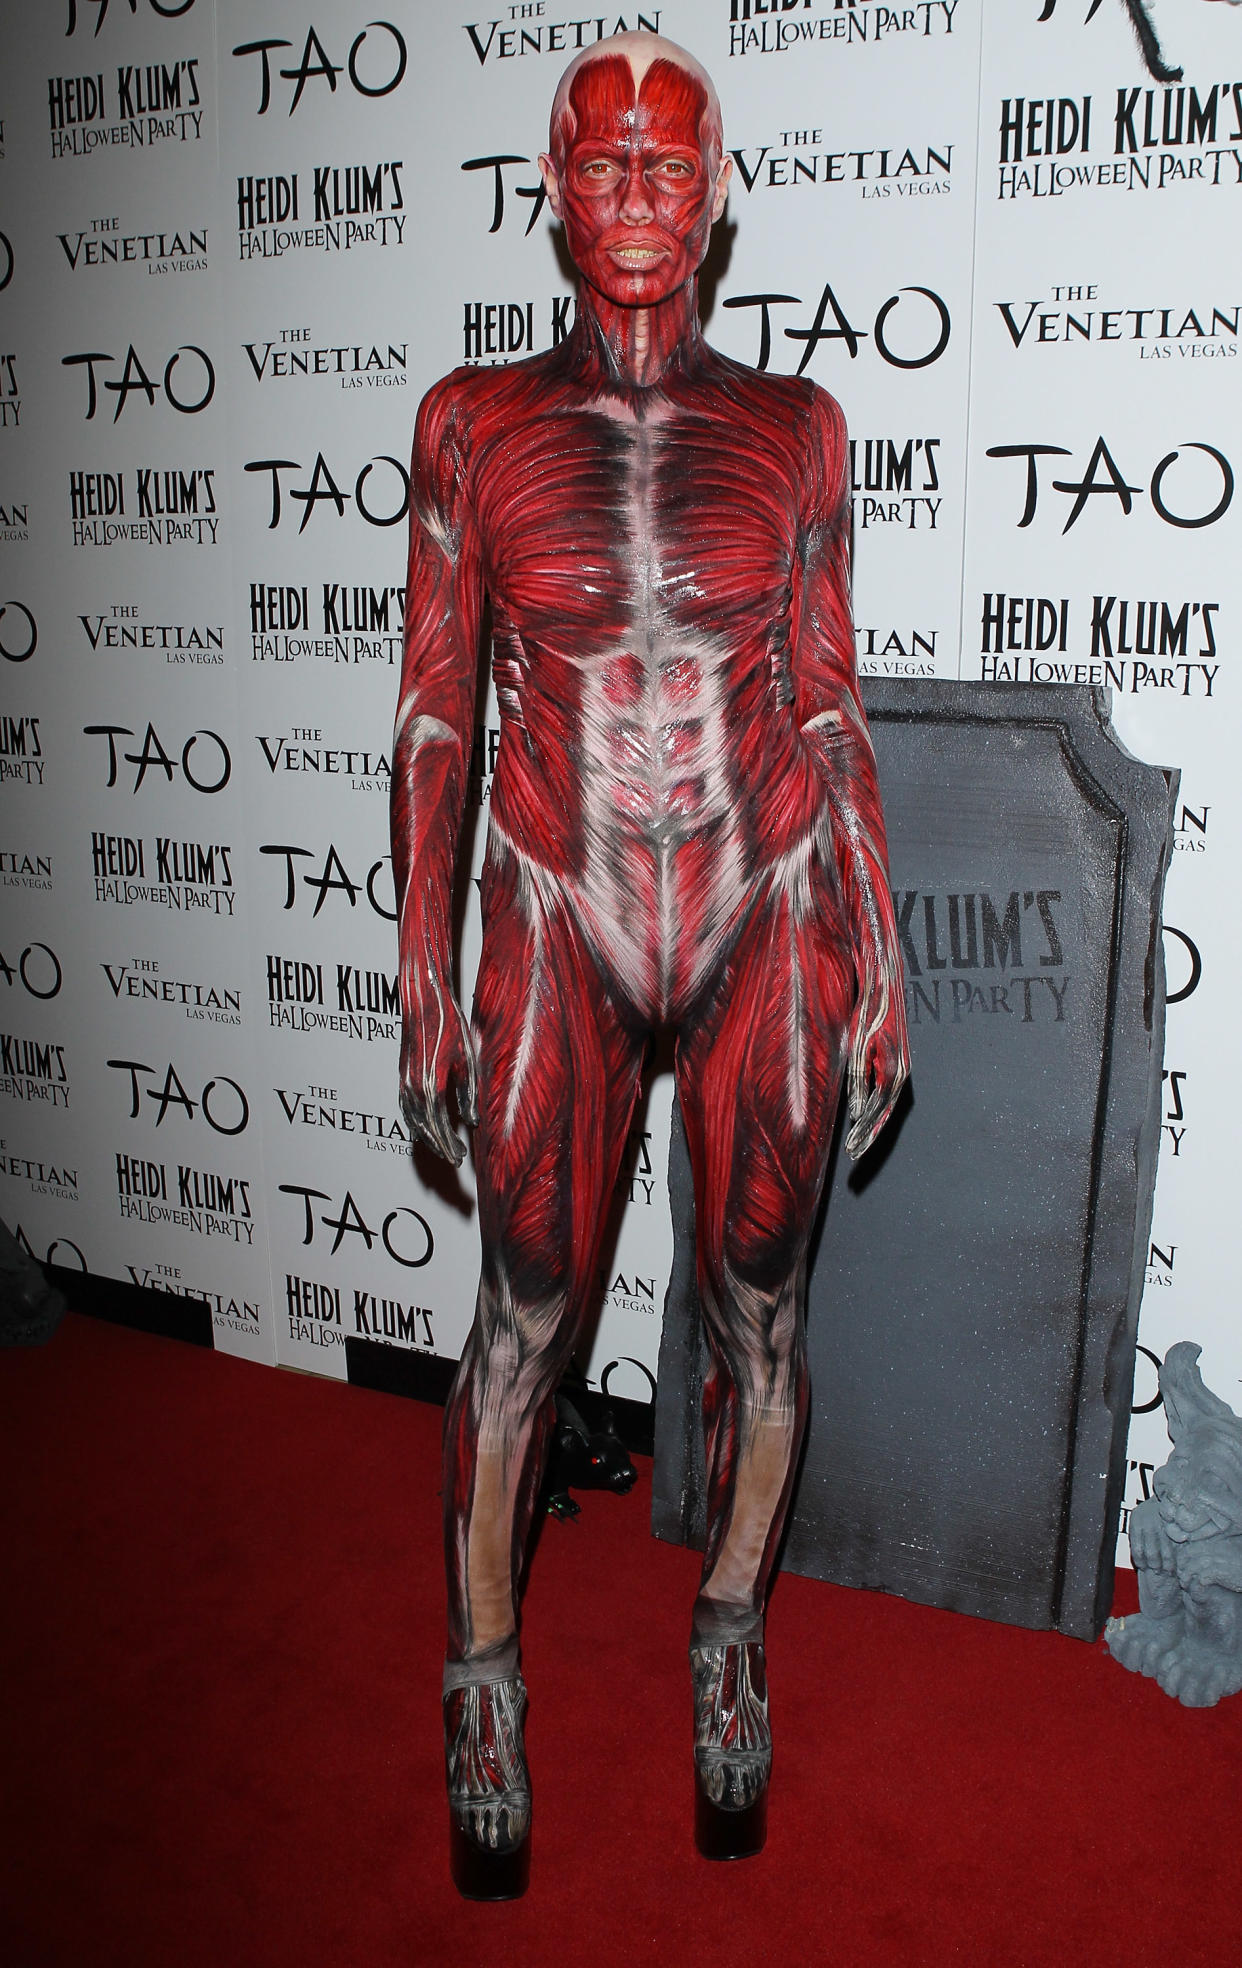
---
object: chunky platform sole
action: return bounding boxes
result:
[448,1816,531,1900]
[694,1780,768,1861]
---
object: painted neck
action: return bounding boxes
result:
[572,278,702,387]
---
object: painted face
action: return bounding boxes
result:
[547,54,725,307]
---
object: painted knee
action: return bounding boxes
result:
[700,1258,805,1413]
[480,1228,575,1323]
[470,1313,570,1438]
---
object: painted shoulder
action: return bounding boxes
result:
[702,346,848,512]
[703,345,847,440]
[415,346,570,431]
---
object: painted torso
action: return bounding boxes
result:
[454,326,832,1020]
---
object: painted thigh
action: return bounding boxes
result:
[675,845,855,1626]
[443,837,647,1667]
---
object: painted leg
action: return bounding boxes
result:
[676,847,853,1856]
[441,848,645,1894]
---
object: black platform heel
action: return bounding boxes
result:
[448,1815,531,1900]
[690,1640,771,1861]
[444,1675,532,1900]
[694,1778,768,1860]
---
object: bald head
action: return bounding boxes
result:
[548,31,724,173]
[537,30,731,314]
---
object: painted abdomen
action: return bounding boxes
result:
[568,631,749,1021]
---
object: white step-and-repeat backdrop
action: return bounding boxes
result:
[2,0,1238,1548]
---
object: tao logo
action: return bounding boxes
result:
[461,154,549,235]
[260,843,395,919]
[84,722,231,793]
[1131,1344,1165,1416]
[0,602,37,663]
[232,21,407,116]
[245,454,408,531]
[724,281,951,374]
[1163,925,1201,1003]
[279,1183,433,1266]
[986,436,1234,532]
[15,1222,86,1270]
[107,1058,250,1134]
[0,943,63,1000]
[599,1357,658,1404]
[62,346,215,422]
[66,1,196,36]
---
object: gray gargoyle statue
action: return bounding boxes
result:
[1106,1341,1242,1707]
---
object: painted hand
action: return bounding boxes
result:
[399,971,480,1167]
[844,925,909,1161]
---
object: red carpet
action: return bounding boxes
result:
[2,1313,1238,1967]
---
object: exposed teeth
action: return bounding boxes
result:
[614,247,661,261]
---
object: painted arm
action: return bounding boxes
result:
[791,385,910,1160]
[391,376,484,1166]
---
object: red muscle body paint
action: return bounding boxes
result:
[391,31,909,1883]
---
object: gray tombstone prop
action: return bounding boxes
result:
[652,681,1177,1642]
